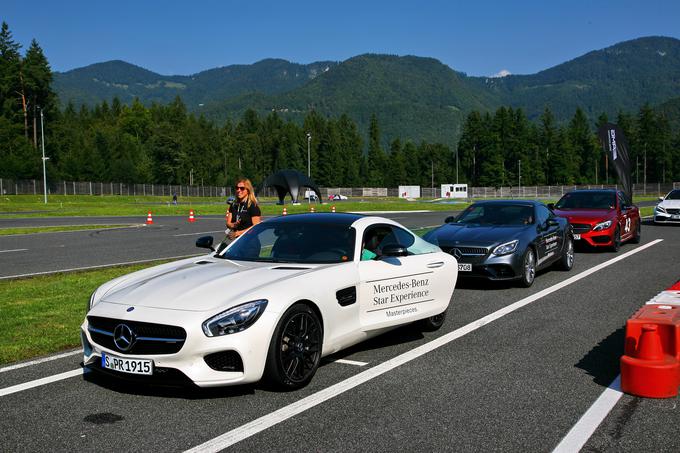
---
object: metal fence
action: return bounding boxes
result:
[1,178,679,199]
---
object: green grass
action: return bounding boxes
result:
[0,261,170,365]
[0,194,466,218]
[0,224,132,236]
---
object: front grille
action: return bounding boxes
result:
[204,351,244,372]
[570,223,591,233]
[88,316,187,355]
[441,246,489,256]
[666,208,680,215]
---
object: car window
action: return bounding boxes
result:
[667,190,680,200]
[221,222,355,263]
[536,204,551,225]
[457,204,533,226]
[555,192,616,209]
[361,225,438,260]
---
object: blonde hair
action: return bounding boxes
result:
[235,178,258,208]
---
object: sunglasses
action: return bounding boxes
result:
[235,186,247,191]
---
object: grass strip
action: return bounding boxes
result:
[0,224,132,236]
[0,261,170,365]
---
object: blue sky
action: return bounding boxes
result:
[4,0,680,76]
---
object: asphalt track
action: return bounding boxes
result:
[1,211,679,452]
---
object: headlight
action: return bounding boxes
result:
[592,220,613,231]
[203,299,268,337]
[655,205,666,214]
[492,240,519,256]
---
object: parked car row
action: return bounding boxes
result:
[81,188,646,390]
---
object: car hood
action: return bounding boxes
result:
[552,208,614,222]
[99,259,318,312]
[659,200,680,209]
[428,223,527,246]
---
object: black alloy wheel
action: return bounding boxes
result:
[558,237,574,271]
[265,304,322,390]
[610,227,621,252]
[419,310,447,332]
[520,247,536,287]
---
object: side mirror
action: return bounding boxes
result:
[444,216,456,224]
[546,218,559,227]
[196,235,215,251]
[547,203,555,210]
[381,244,409,257]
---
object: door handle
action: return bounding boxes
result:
[427,261,444,268]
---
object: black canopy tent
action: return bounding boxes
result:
[257,170,322,205]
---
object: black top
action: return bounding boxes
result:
[229,201,262,231]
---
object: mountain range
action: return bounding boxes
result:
[53,36,680,146]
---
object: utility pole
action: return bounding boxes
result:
[39,107,48,204]
[306,132,311,177]
[455,147,459,184]
[518,159,521,196]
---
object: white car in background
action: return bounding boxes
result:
[82,213,457,389]
[654,189,680,224]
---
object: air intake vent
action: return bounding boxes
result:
[204,351,244,372]
[194,260,215,265]
[272,266,310,270]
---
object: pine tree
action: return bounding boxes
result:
[367,114,385,185]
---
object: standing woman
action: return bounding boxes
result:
[226,178,262,240]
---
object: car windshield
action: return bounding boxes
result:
[219,221,355,263]
[665,190,680,200]
[555,192,615,210]
[455,204,534,226]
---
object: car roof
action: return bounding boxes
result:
[264,212,364,228]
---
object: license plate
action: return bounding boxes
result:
[573,234,581,240]
[458,263,472,272]
[102,352,153,375]
[672,215,680,220]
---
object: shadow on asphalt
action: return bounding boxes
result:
[574,326,625,387]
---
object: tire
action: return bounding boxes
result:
[631,219,641,244]
[419,310,447,332]
[520,247,536,287]
[610,227,621,252]
[557,236,574,271]
[264,304,322,390]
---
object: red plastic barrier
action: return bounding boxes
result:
[668,280,680,292]
[620,304,680,398]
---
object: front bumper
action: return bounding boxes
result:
[446,248,523,281]
[654,212,680,224]
[80,307,278,388]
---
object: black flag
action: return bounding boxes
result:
[598,123,632,204]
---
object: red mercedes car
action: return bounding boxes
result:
[548,189,641,251]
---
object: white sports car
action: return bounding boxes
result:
[654,189,680,224]
[82,213,458,389]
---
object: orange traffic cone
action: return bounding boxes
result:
[283,207,287,216]
[310,206,315,213]
[146,211,153,225]
[331,205,336,213]
[188,210,196,222]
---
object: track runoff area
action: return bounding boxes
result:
[1,221,679,451]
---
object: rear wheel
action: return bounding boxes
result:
[419,310,447,332]
[520,247,536,287]
[610,227,621,252]
[264,304,322,390]
[631,219,641,244]
[557,236,574,271]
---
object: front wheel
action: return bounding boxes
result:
[520,247,536,287]
[557,237,574,271]
[610,227,621,252]
[264,304,322,390]
[631,219,641,244]
[419,310,447,332]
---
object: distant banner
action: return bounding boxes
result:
[598,123,632,204]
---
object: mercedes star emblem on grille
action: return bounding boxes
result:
[451,248,462,260]
[113,324,136,352]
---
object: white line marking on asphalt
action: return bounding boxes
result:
[552,375,623,453]
[0,248,28,253]
[0,253,203,280]
[174,230,225,237]
[0,350,80,373]
[0,369,86,397]
[184,239,663,452]
[334,359,368,367]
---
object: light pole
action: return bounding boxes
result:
[39,107,48,204]
[518,159,521,197]
[306,132,311,177]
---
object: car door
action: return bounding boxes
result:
[535,204,562,267]
[357,225,453,331]
[617,191,634,240]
